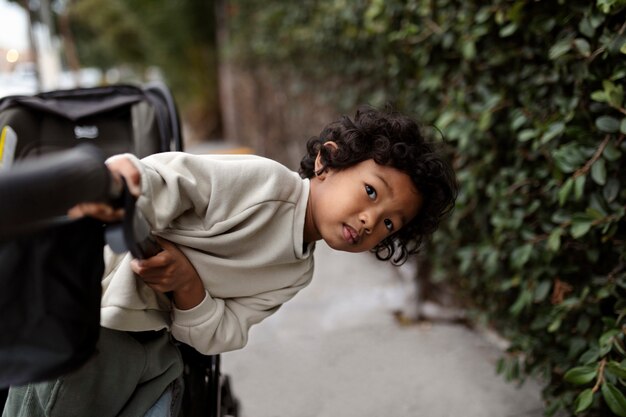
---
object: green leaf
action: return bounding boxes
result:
[553,144,587,173]
[591,158,607,185]
[496,357,506,374]
[597,0,623,14]
[499,22,517,37]
[574,175,586,200]
[600,329,620,347]
[604,178,620,203]
[564,366,597,385]
[518,128,537,142]
[548,316,562,333]
[435,111,456,129]
[510,243,533,269]
[580,348,600,364]
[547,228,563,252]
[603,142,622,160]
[540,122,565,144]
[462,40,477,60]
[534,280,552,302]
[621,118,626,134]
[478,111,493,131]
[586,207,604,221]
[574,38,591,57]
[549,38,572,60]
[511,111,528,130]
[559,178,574,206]
[579,16,595,37]
[596,116,621,133]
[606,361,626,379]
[577,314,591,333]
[601,382,626,417]
[571,220,593,238]
[574,388,594,414]
[591,90,607,102]
[607,85,624,109]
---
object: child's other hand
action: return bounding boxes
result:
[67,155,141,221]
[130,237,206,310]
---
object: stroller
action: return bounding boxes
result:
[0,83,239,417]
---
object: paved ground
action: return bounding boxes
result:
[221,243,548,417]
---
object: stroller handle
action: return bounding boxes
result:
[0,144,114,239]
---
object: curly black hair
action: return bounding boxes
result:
[299,105,458,265]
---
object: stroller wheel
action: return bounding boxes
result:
[220,375,240,417]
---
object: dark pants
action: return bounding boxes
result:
[2,327,183,417]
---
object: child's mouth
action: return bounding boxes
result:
[342,224,358,244]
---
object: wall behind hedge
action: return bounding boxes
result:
[225,1,626,415]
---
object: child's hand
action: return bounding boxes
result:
[67,203,124,222]
[130,237,206,310]
[105,154,142,197]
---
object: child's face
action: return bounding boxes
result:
[305,157,421,253]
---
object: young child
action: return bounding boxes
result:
[3,106,457,417]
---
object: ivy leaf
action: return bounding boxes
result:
[462,40,477,60]
[509,290,531,316]
[533,280,552,302]
[585,207,604,221]
[518,128,537,142]
[541,121,565,144]
[564,366,597,385]
[603,142,622,160]
[549,38,572,60]
[574,38,591,57]
[604,178,620,203]
[591,158,607,185]
[574,388,594,414]
[547,228,563,252]
[601,382,626,417]
[499,23,517,37]
[579,16,595,37]
[510,243,533,269]
[591,90,607,102]
[596,116,621,132]
[607,84,624,109]
[600,329,620,347]
[559,178,574,206]
[548,316,562,333]
[574,175,586,200]
[570,219,593,239]
[606,361,626,379]
[579,348,600,365]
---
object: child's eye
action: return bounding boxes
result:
[384,219,394,232]
[365,184,377,199]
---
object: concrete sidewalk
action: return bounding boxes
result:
[221,243,546,417]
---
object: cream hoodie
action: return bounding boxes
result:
[100,152,315,355]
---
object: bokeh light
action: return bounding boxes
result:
[6,49,19,63]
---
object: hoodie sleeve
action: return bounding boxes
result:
[170,267,313,355]
[117,152,214,231]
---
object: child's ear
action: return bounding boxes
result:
[314,141,338,178]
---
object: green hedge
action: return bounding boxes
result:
[227,1,626,415]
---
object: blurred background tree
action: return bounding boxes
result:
[10,0,222,144]
[66,0,222,143]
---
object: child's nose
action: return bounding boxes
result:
[359,210,380,234]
